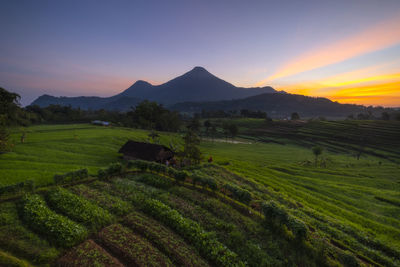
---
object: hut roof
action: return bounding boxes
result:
[118,140,173,161]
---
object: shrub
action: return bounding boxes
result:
[167,167,178,177]
[223,184,252,204]
[137,174,172,189]
[97,163,123,180]
[261,200,289,226]
[174,170,188,183]
[53,168,88,184]
[287,217,308,240]
[19,194,87,247]
[46,187,113,231]
[0,250,31,267]
[339,251,360,267]
[193,176,218,191]
[127,159,149,171]
[0,180,35,196]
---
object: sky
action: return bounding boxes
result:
[1,0,400,107]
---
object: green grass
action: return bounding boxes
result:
[1,124,180,186]
[0,123,399,265]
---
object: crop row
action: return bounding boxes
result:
[123,211,210,267]
[91,178,242,266]
[0,202,59,264]
[0,180,34,197]
[97,163,123,180]
[261,200,308,240]
[127,160,253,204]
[19,194,87,247]
[46,187,113,231]
[57,239,123,267]
[97,224,173,267]
[54,169,88,184]
[137,198,244,267]
[69,184,131,216]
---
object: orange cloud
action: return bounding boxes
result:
[256,14,400,86]
[278,71,400,107]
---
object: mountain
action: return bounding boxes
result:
[117,66,276,104]
[170,93,371,118]
[31,67,277,110]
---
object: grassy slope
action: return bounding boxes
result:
[1,123,399,258]
[0,124,179,186]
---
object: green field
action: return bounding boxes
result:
[0,123,399,266]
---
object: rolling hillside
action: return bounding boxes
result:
[0,124,399,266]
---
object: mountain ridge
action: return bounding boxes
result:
[31,67,277,109]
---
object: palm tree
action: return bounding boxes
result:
[312,146,323,166]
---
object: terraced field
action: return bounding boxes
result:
[0,123,399,266]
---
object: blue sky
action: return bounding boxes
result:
[1,0,400,106]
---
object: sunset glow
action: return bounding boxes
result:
[1,1,400,107]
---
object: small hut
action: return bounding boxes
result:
[118,140,174,163]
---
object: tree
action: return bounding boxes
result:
[204,120,212,135]
[181,130,202,165]
[228,123,238,139]
[312,146,323,166]
[0,87,21,125]
[148,131,160,143]
[0,88,21,152]
[381,112,390,120]
[291,112,300,120]
[222,122,230,140]
[210,125,217,142]
[187,117,201,132]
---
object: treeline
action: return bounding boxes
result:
[0,87,182,131]
[27,101,182,131]
[199,109,268,119]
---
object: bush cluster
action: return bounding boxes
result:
[0,180,34,196]
[192,175,218,191]
[97,163,123,180]
[19,194,87,247]
[139,198,244,267]
[53,169,88,184]
[137,173,173,189]
[46,187,113,231]
[261,200,308,240]
[127,160,189,183]
[223,184,252,204]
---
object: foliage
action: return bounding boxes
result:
[70,183,131,216]
[312,146,323,166]
[0,180,35,197]
[193,175,218,191]
[137,173,173,189]
[19,194,87,247]
[98,224,173,266]
[223,183,252,204]
[124,211,210,267]
[291,112,300,120]
[126,100,182,131]
[287,217,308,241]
[261,200,289,226]
[0,250,31,267]
[54,168,88,184]
[137,198,244,266]
[56,239,123,267]
[46,187,113,231]
[97,163,123,180]
[181,130,202,165]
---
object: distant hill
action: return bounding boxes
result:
[31,94,142,111]
[170,93,371,118]
[31,67,276,110]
